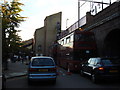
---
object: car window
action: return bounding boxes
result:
[101,59,120,66]
[101,59,112,66]
[94,59,97,65]
[90,59,95,65]
[32,58,55,66]
[94,58,101,65]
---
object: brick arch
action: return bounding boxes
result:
[103,29,120,57]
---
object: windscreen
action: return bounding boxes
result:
[32,58,55,66]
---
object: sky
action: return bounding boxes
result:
[18,0,79,41]
[2,0,117,41]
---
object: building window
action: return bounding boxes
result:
[66,36,70,44]
[70,34,74,42]
[62,39,64,45]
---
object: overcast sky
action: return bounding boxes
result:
[2,0,117,41]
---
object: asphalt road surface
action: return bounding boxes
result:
[6,68,120,89]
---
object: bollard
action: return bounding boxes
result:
[66,65,72,75]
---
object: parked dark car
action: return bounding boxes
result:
[27,56,57,85]
[80,57,120,83]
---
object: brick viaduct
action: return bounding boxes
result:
[82,2,120,57]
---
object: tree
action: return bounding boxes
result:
[1,0,26,70]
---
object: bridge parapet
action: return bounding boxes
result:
[85,1,120,31]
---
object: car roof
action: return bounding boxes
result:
[30,56,55,64]
[90,57,115,60]
[89,57,101,59]
[31,56,53,59]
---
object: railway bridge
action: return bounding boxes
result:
[82,2,120,57]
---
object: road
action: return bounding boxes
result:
[6,68,120,89]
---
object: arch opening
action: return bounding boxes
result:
[104,29,120,57]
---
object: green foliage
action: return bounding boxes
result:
[1,0,26,60]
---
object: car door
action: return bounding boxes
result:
[87,58,95,75]
[82,58,92,75]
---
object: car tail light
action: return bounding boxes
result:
[98,67,104,70]
[29,68,37,71]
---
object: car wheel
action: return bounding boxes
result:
[91,74,98,83]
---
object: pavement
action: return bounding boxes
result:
[4,59,28,79]
[3,59,73,79]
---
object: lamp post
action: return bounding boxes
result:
[66,18,69,29]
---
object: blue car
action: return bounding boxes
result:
[27,56,57,84]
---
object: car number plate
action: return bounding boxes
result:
[109,70,118,73]
[38,69,48,72]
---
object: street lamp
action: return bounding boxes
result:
[66,18,69,29]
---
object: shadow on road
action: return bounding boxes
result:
[81,74,120,85]
[28,80,56,87]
